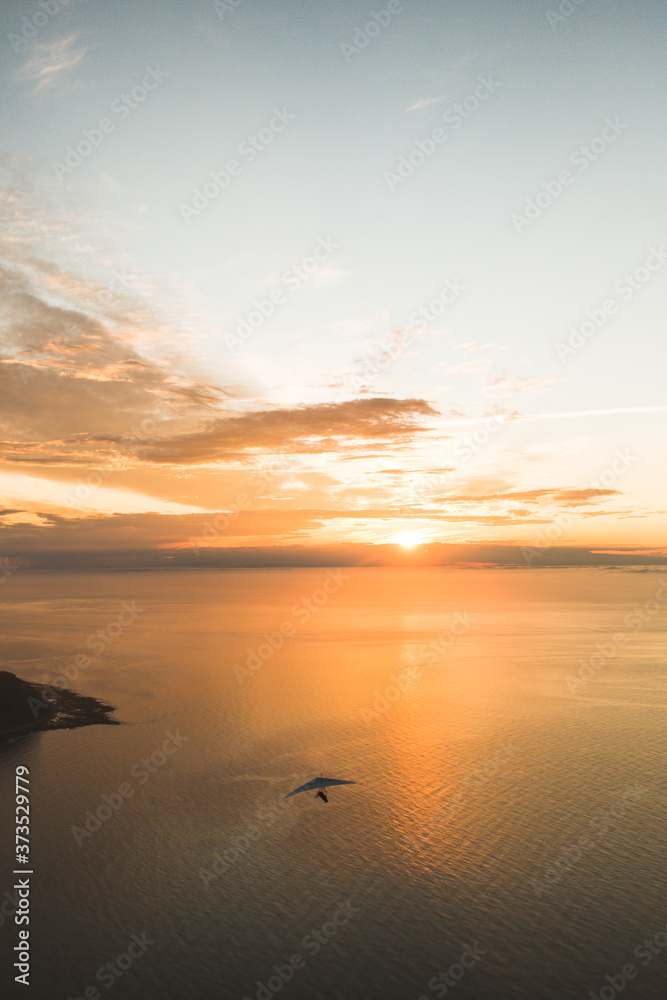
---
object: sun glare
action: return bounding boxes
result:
[394,530,423,548]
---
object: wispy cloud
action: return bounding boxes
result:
[15,34,87,98]
[435,487,621,508]
[528,405,667,421]
[405,95,449,113]
[483,376,554,399]
[308,264,349,287]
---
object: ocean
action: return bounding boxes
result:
[1,567,666,999]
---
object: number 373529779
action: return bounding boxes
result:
[15,766,30,863]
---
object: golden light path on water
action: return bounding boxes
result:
[1,567,666,999]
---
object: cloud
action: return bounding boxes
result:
[0,182,445,515]
[0,262,223,455]
[405,96,449,112]
[132,398,440,464]
[0,243,439,480]
[15,34,87,98]
[0,502,567,556]
[0,226,235,476]
[436,487,621,508]
[0,529,665,571]
[0,161,225,370]
[308,265,348,287]
[526,405,667,423]
[483,376,554,399]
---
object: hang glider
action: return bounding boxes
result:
[285,776,357,802]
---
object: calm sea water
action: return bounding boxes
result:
[1,567,666,1000]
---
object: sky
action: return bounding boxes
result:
[1,0,666,567]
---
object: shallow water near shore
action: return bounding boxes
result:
[1,567,666,999]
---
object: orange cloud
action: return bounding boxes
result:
[435,487,620,507]
[133,398,439,464]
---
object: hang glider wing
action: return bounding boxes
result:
[285,777,356,798]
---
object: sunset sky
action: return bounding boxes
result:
[1,0,666,567]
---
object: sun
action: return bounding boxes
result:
[393,530,423,548]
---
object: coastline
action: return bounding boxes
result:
[0,671,120,739]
